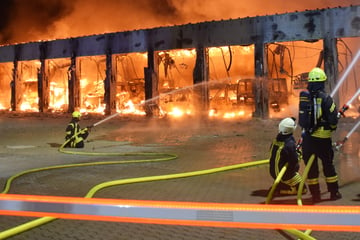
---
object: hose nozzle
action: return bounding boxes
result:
[337,104,349,119]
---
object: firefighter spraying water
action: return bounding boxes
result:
[298,67,341,203]
[64,111,92,148]
[296,48,360,203]
[297,50,360,151]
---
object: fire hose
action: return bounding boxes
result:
[1,51,359,239]
[333,118,360,151]
[296,87,360,152]
[297,50,360,150]
[0,139,269,239]
[332,88,360,151]
[6,115,312,239]
[1,121,355,240]
[337,88,360,118]
[266,155,317,240]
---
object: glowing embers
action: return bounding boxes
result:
[48,58,70,112]
[114,53,147,115]
[78,54,144,115]
[208,46,255,119]
[20,78,38,111]
[49,82,67,111]
[17,61,41,112]
[157,49,196,118]
[0,63,12,110]
[78,56,106,114]
[121,100,146,116]
[157,46,256,119]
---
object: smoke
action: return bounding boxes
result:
[0,0,358,44]
[0,0,74,44]
[0,0,16,43]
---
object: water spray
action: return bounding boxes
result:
[92,112,121,127]
[337,88,360,118]
[89,77,241,128]
[297,51,360,150]
[332,89,360,150]
[330,49,360,98]
[334,118,360,151]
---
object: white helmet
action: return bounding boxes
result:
[279,117,297,135]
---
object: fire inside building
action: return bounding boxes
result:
[0,5,359,119]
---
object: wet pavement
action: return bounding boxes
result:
[0,114,359,239]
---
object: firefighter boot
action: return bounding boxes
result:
[276,182,292,195]
[330,191,342,200]
[279,186,297,195]
[327,181,342,201]
[308,184,321,203]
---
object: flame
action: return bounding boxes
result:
[80,78,89,88]
[20,100,39,112]
[49,82,67,111]
[167,107,192,117]
[120,100,146,115]
[209,109,250,119]
[0,42,356,119]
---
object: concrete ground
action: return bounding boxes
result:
[0,112,359,239]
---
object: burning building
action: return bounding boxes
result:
[0,5,359,118]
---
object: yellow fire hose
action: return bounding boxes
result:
[265,154,316,240]
[0,137,269,239]
[297,154,315,206]
[265,163,288,204]
[0,128,318,240]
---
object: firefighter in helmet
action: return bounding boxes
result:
[64,111,91,148]
[301,67,341,203]
[269,117,306,195]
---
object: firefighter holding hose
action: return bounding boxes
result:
[64,111,92,148]
[269,117,306,195]
[299,67,341,203]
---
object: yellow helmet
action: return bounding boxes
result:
[72,111,81,118]
[308,67,327,82]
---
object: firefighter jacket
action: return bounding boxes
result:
[269,133,302,186]
[65,119,89,148]
[310,90,338,139]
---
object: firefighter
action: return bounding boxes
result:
[301,67,341,203]
[269,117,306,195]
[64,111,91,148]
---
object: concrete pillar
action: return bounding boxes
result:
[104,50,117,115]
[10,45,21,111]
[193,46,209,116]
[38,43,49,112]
[10,61,19,111]
[253,42,269,118]
[144,49,159,116]
[68,53,80,113]
[323,37,339,103]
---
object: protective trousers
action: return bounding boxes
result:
[302,134,339,195]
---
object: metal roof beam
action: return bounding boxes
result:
[0,5,359,62]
